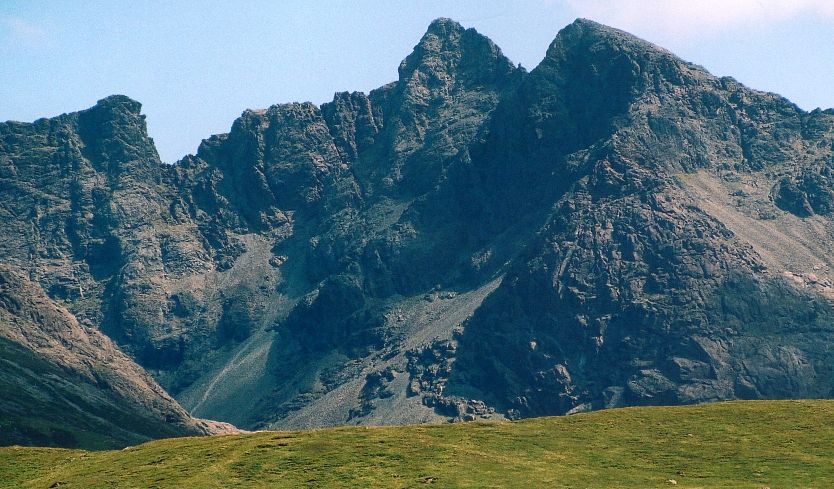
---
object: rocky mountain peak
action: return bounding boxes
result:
[397,17,516,89]
[538,16,703,93]
[74,93,161,183]
[92,94,144,115]
[424,17,464,38]
[512,17,728,163]
[547,18,680,65]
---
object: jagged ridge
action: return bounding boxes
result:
[2,17,834,439]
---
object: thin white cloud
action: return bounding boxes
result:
[2,17,54,48]
[563,0,834,38]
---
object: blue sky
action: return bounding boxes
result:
[3,0,834,162]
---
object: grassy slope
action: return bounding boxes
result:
[2,400,833,488]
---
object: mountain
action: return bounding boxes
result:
[2,17,834,437]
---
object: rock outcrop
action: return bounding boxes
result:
[0,267,234,448]
[2,18,834,437]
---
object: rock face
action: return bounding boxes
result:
[3,18,834,435]
[0,267,234,448]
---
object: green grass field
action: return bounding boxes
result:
[2,400,833,488]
